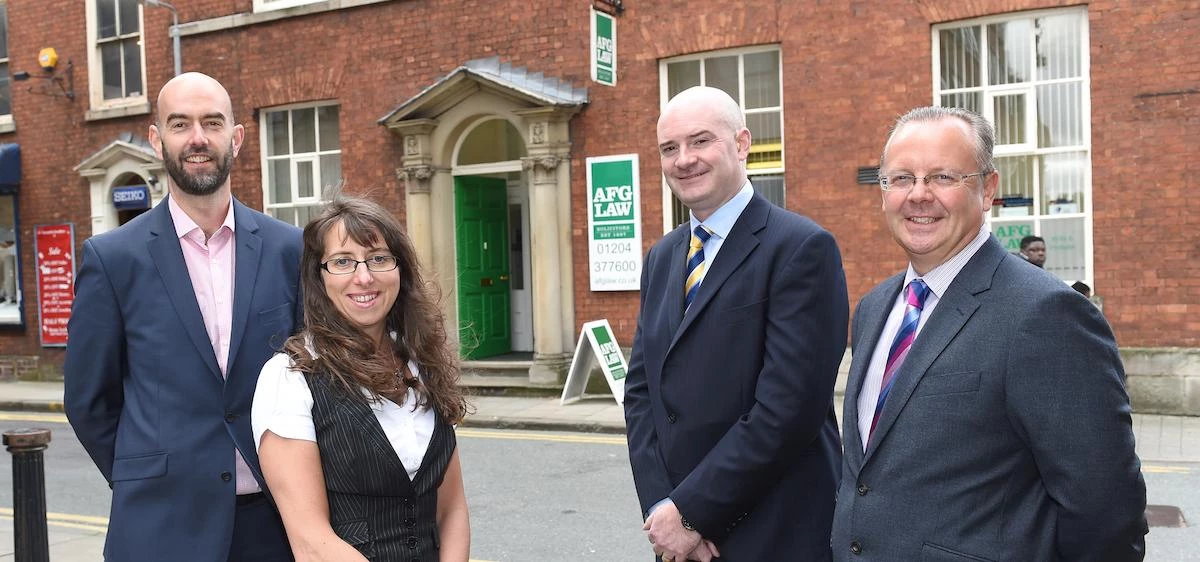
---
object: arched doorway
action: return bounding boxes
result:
[452,118,531,359]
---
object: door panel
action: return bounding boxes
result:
[455,176,511,359]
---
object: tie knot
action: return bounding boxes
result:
[906,279,931,309]
[691,225,712,248]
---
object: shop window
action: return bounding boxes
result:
[0,2,12,130]
[660,46,784,229]
[935,7,1091,284]
[0,143,20,326]
[261,103,341,226]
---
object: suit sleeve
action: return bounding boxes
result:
[624,243,674,517]
[671,228,849,537]
[64,240,126,484]
[1005,290,1147,560]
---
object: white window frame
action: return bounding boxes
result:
[85,0,149,120]
[253,0,325,12]
[933,7,1092,286]
[0,1,12,132]
[658,45,784,233]
[259,101,341,226]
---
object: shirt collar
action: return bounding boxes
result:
[690,182,754,239]
[904,223,991,299]
[168,195,236,240]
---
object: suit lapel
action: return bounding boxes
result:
[226,200,261,375]
[661,231,688,340]
[667,195,767,355]
[146,199,222,380]
[863,237,1006,462]
[844,274,903,474]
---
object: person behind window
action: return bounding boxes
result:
[1018,234,1046,268]
[0,229,16,304]
[253,195,470,562]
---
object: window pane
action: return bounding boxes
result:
[993,93,1026,145]
[1037,13,1083,80]
[746,112,782,170]
[940,92,981,114]
[292,108,316,153]
[1037,82,1082,148]
[0,4,8,59]
[101,42,123,100]
[319,154,342,194]
[744,51,780,109]
[270,207,295,225]
[295,205,317,226]
[267,111,289,156]
[269,159,291,204]
[122,39,142,97]
[118,0,139,36]
[667,61,700,100]
[0,64,9,115]
[670,195,688,229]
[992,155,1034,218]
[939,26,981,89]
[704,56,739,102]
[1041,151,1087,215]
[1042,217,1086,281]
[97,0,117,39]
[297,160,314,199]
[317,105,340,151]
[751,174,785,209]
[987,20,1031,85]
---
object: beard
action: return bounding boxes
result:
[161,142,234,197]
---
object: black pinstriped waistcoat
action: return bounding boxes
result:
[306,374,457,562]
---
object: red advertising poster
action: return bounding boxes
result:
[35,224,75,347]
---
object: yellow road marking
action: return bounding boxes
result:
[1142,465,1192,474]
[0,412,68,423]
[457,428,625,445]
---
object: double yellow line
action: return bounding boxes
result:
[0,507,107,532]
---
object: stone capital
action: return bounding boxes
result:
[396,165,434,193]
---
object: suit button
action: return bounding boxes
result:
[857,483,869,496]
[666,413,677,423]
[225,412,236,423]
[407,536,418,549]
[850,541,862,555]
[404,518,415,527]
[221,471,232,482]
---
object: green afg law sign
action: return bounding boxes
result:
[591,8,616,86]
[586,154,641,291]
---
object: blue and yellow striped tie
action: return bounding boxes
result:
[684,225,713,311]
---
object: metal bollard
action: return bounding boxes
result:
[3,428,51,562]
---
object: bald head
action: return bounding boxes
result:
[659,86,745,135]
[155,72,235,126]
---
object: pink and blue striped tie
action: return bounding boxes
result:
[869,278,931,440]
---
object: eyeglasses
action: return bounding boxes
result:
[879,171,991,192]
[320,255,399,275]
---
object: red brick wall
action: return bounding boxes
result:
[0,0,1196,366]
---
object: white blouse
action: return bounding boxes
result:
[252,352,436,481]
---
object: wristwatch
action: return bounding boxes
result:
[680,515,696,532]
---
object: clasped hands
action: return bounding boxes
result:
[643,501,719,562]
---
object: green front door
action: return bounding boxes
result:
[455,176,511,359]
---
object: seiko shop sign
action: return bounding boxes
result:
[112,185,151,210]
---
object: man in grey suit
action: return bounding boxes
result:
[832,106,1147,561]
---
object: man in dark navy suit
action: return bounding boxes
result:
[624,86,848,561]
[65,73,300,561]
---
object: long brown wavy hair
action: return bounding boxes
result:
[283,196,469,423]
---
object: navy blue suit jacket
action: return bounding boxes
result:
[624,194,849,560]
[833,236,1147,561]
[64,197,302,561]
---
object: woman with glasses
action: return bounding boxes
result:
[252,195,471,561]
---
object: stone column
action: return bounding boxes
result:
[522,154,567,384]
[390,119,439,271]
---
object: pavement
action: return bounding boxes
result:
[0,380,1196,559]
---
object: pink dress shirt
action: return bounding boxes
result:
[168,197,260,495]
